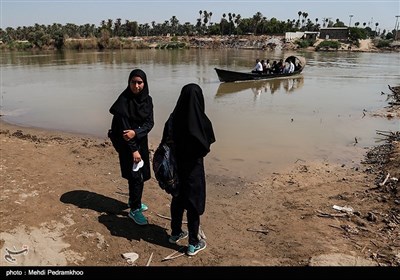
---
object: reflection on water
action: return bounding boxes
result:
[216,76,304,97]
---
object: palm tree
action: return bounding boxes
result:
[100,20,106,30]
[252,12,263,34]
[107,19,113,36]
[302,12,308,28]
[261,17,267,34]
[228,13,233,34]
[203,10,209,27]
[234,14,241,35]
[221,13,226,35]
[114,18,121,37]
[170,16,179,35]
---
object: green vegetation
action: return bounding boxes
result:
[0,10,397,50]
[315,40,341,50]
[373,39,392,48]
[5,40,33,50]
[295,39,316,48]
[349,27,368,41]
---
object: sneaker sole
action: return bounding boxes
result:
[187,242,207,256]
[128,212,148,225]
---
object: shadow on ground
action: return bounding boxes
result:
[60,190,179,250]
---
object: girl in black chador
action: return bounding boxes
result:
[161,83,215,256]
[109,69,154,225]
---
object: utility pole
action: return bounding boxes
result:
[395,15,400,40]
[349,15,353,27]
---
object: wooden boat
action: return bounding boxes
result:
[215,56,305,83]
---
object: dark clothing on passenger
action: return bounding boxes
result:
[274,61,283,73]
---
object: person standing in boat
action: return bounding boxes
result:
[252,59,263,73]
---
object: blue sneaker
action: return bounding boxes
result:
[168,231,188,244]
[127,202,148,212]
[128,209,148,225]
[187,239,206,256]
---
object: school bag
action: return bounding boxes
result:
[152,116,179,196]
[108,129,122,153]
[152,142,179,196]
[153,114,179,196]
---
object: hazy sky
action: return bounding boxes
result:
[1,0,399,33]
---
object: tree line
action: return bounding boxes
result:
[0,10,395,50]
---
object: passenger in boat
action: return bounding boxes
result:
[252,59,263,73]
[271,61,278,73]
[263,59,271,73]
[260,60,266,71]
[288,60,295,73]
[275,59,284,73]
[283,61,290,73]
[295,61,302,71]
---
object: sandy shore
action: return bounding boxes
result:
[0,111,399,270]
[1,83,399,269]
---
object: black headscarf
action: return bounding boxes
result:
[172,83,215,157]
[109,69,152,121]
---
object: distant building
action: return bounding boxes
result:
[395,30,399,41]
[285,32,305,42]
[319,28,349,40]
[303,31,320,40]
[285,31,319,42]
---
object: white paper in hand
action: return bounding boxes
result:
[132,160,144,172]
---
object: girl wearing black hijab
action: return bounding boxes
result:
[109,69,154,225]
[161,83,215,255]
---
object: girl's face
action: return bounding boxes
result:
[129,76,144,94]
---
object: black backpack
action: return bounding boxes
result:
[152,116,179,196]
[152,142,179,196]
[108,129,120,153]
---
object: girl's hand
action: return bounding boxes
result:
[133,151,141,163]
[123,130,136,141]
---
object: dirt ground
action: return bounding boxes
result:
[0,90,399,272]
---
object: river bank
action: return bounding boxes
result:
[66,35,400,52]
[6,34,400,53]
[0,85,399,268]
